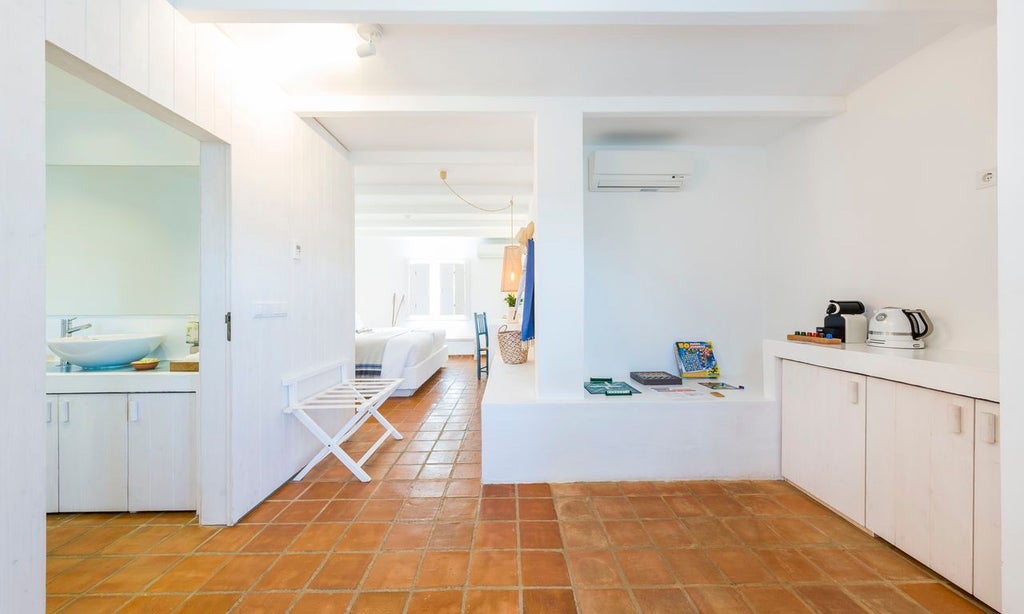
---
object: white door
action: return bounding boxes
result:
[781,360,866,525]
[974,400,1001,610]
[128,393,198,511]
[57,393,128,512]
[46,395,59,513]
[866,378,974,591]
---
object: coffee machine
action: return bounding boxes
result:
[821,300,868,343]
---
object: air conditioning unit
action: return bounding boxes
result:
[588,150,693,192]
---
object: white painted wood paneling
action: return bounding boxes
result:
[57,394,128,512]
[781,360,866,525]
[128,393,197,511]
[173,11,196,121]
[194,25,217,133]
[998,5,1024,613]
[975,400,1001,611]
[147,0,175,108]
[46,396,59,514]
[866,378,975,592]
[211,30,234,141]
[46,0,86,57]
[43,0,356,526]
[119,0,150,93]
[1,1,46,609]
[84,0,120,76]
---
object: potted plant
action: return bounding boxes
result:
[504,293,517,321]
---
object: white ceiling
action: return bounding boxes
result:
[212,5,992,239]
[221,22,960,98]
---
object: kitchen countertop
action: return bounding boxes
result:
[46,361,199,394]
[763,339,998,402]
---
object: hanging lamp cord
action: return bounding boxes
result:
[440,170,513,213]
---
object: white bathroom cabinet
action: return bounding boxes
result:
[865,378,975,592]
[45,398,60,513]
[781,360,866,525]
[127,393,197,512]
[974,400,1002,611]
[45,392,196,513]
[48,393,128,512]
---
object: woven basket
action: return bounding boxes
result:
[497,325,528,364]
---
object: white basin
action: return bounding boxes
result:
[48,334,164,369]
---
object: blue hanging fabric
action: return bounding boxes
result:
[521,238,536,341]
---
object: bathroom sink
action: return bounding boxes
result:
[48,334,164,369]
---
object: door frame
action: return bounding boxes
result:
[45,45,234,524]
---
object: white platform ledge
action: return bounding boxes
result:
[481,358,778,484]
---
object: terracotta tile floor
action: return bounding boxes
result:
[46,357,992,613]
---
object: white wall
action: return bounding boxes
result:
[1,2,46,612]
[997,2,1024,611]
[764,25,997,355]
[47,165,200,315]
[585,147,768,389]
[355,235,505,347]
[41,0,355,528]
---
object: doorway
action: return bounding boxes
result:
[45,46,233,525]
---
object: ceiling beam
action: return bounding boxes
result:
[355,183,533,196]
[349,150,533,166]
[298,95,846,117]
[175,0,993,26]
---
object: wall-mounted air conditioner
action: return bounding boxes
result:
[588,150,693,192]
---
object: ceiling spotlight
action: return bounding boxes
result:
[356,24,383,58]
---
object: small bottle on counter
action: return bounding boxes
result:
[185,316,199,355]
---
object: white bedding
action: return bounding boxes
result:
[356,328,446,379]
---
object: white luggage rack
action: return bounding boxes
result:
[284,374,403,483]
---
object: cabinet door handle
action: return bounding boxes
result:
[848,381,859,404]
[982,411,998,444]
[46,401,53,423]
[129,400,140,422]
[950,404,963,434]
[60,401,70,423]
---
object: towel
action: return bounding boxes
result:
[521,238,535,341]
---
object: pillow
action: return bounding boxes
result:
[355,312,365,330]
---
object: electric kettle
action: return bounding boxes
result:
[867,307,933,349]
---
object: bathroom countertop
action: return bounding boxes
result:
[46,362,199,394]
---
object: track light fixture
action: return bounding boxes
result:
[356,24,383,58]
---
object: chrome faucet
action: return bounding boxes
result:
[60,317,92,337]
[58,318,92,370]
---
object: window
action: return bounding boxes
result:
[408,261,468,319]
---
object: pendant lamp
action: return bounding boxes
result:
[499,198,523,292]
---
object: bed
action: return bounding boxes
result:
[354,327,449,396]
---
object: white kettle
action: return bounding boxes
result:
[867,307,933,349]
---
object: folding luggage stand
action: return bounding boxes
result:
[284,372,403,483]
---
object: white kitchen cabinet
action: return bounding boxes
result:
[45,395,60,513]
[57,393,128,512]
[781,360,866,525]
[865,377,974,592]
[974,400,1001,611]
[128,393,197,512]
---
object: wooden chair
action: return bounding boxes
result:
[474,312,489,380]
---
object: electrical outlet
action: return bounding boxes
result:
[976,169,997,190]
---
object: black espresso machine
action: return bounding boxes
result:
[820,300,868,343]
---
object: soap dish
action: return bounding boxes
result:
[131,358,159,371]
